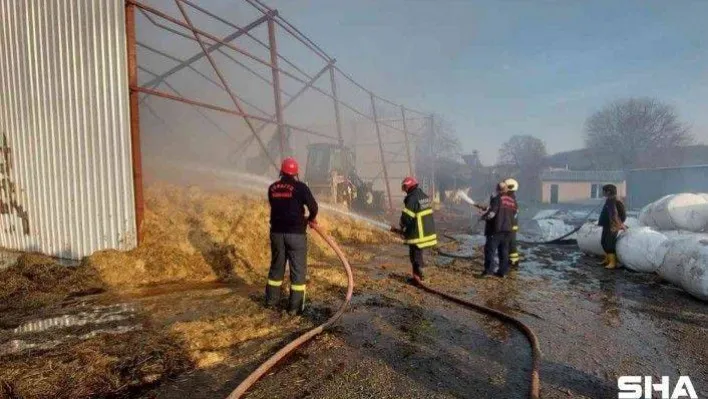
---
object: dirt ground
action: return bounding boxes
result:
[2,212,708,398]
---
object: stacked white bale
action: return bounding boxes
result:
[639,193,708,232]
[638,195,670,227]
[576,223,604,256]
[657,235,708,301]
[624,217,641,228]
[681,239,708,301]
[616,227,667,273]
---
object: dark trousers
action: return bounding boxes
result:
[484,232,511,276]
[265,233,308,313]
[600,227,618,254]
[409,245,424,278]
[510,229,519,266]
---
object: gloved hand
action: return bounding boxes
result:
[389,225,403,235]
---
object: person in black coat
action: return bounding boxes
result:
[478,182,517,278]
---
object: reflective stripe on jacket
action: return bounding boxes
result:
[400,187,437,248]
[509,192,519,231]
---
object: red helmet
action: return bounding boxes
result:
[280,157,299,176]
[401,176,418,192]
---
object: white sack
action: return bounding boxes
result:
[644,193,708,232]
[624,217,641,228]
[525,219,576,242]
[657,235,708,284]
[533,209,560,220]
[681,240,708,300]
[576,223,604,256]
[616,227,667,273]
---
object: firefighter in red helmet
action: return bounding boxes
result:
[391,176,437,282]
[265,157,319,315]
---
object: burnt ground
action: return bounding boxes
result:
[3,224,707,398]
[146,235,707,398]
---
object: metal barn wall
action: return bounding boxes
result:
[0,0,136,259]
[626,165,708,209]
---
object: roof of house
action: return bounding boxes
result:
[540,169,625,182]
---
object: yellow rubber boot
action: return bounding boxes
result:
[605,254,618,269]
[597,254,609,266]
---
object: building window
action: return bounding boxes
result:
[591,184,600,199]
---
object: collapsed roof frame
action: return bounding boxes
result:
[126,0,439,216]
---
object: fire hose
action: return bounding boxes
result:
[226,224,354,399]
[391,228,541,399]
[412,275,542,399]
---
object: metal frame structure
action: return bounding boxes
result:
[125,0,439,229]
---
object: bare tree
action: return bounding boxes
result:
[499,135,547,170]
[415,116,462,198]
[498,135,547,201]
[584,98,693,169]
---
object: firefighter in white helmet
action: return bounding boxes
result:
[503,178,520,267]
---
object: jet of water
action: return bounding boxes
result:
[156,159,392,231]
[455,190,476,206]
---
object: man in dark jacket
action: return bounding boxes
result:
[479,181,517,278]
[265,157,319,314]
[597,184,626,269]
[395,176,437,282]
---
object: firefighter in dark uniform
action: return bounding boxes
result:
[265,157,319,314]
[598,184,627,269]
[503,178,520,267]
[393,177,437,282]
[479,181,517,278]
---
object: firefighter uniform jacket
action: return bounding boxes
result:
[268,175,318,234]
[399,187,437,248]
[482,193,517,235]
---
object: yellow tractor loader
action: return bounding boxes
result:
[304,143,385,215]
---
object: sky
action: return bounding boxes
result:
[262,0,708,164]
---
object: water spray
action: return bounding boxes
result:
[156,159,392,231]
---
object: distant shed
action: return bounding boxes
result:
[626,165,708,209]
[540,170,626,205]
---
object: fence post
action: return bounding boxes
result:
[370,93,394,210]
[126,1,144,244]
[430,115,436,202]
[400,106,414,177]
[329,65,344,148]
[267,16,285,160]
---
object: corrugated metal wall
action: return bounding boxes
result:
[0,0,136,259]
[626,165,708,209]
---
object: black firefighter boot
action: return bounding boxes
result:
[265,284,281,309]
[287,288,306,315]
[412,264,425,283]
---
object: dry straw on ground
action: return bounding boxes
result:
[85,183,393,289]
[0,183,394,398]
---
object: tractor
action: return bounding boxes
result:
[304,143,386,215]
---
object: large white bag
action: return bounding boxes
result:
[638,195,670,228]
[624,217,640,228]
[576,223,604,256]
[681,243,708,301]
[645,193,708,232]
[657,235,708,284]
[616,227,667,273]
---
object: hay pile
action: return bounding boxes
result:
[0,253,104,321]
[85,183,393,288]
[0,329,190,399]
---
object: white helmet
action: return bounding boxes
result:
[504,178,519,192]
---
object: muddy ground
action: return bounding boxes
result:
[3,224,708,398]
